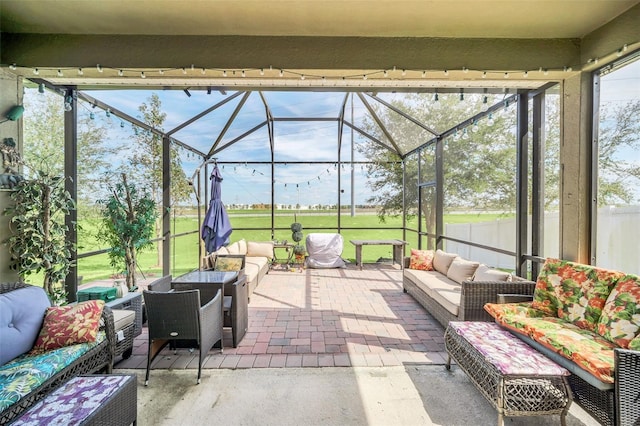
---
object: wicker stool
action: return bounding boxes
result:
[445,321,572,426]
[13,374,137,425]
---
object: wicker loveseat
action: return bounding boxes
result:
[202,239,273,300]
[402,249,536,328]
[484,258,640,426]
[0,282,116,425]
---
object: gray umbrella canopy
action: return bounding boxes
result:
[201,165,232,253]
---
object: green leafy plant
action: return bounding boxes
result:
[4,170,75,300]
[97,173,157,290]
[290,222,305,259]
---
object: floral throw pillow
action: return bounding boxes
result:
[409,249,434,271]
[532,258,623,330]
[30,300,104,354]
[596,274,640,348]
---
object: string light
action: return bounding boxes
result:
[38,83,45,93]
[487,113,495,126]
[5,42,637,84]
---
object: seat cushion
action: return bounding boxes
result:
[0,332,106,413]
[488,305,617,383]
[0,286,51,365]
[405,269,461,315]
[112,309,135,331]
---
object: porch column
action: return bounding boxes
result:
[162,136,171,276]
[64,88,78,301]
[560,72,593,263]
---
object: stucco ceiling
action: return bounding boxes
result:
[1,0,637,39]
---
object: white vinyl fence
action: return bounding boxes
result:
[443,206,639,275]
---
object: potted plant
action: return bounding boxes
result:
[290,222,305,263]
[97,173,157,291]
[4,169,75,305]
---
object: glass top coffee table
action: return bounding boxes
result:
[171,271,238,305]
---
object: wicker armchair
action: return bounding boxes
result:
[143,288,223,385]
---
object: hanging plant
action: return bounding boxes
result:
[4,170,75,301]
[97,173,157,290]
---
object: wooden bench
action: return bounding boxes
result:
[349,239,407,270]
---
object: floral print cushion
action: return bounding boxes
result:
[493,313,616,383]
[531,258,624,331]
[409,249,434,271]
[596,274,640,348]
[484,302,547,323]
[630,334,640,351]
[448,322,568,376]
[0,332,106,413]
[12,375,131,425]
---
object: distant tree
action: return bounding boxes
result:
[596,100,640,205]
[359,93,516,247]
[22,90,116,210]
[128,94,191,266]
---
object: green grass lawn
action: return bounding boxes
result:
[67,210,510,285]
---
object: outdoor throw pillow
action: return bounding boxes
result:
[247,241,275,260]
[409,249,434,271]
[532,258,623,329]
[30,300,104,354]
[214,255,246,272]
[473,264,512,282]
[432,250,458,275]
[596,274,640,348]
[446,258,480,284]
[226,241,242,254]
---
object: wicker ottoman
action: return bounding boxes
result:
[13,374,137,425]
[444,321,572,426]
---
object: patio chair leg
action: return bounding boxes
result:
[445,355,452,370]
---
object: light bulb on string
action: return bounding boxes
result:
[472,120,479,133]
[64,96,73,112]
[78,68,84,75]
[57,69,63,77]
[487,114,495,126]
[481,95,489,112]
[89,112,95,120]
[38,83,45,94]
[462,128,469,140]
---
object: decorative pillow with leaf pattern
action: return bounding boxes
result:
[532,258,623,330]
[596,274,640,348]
[409,249,434,271]
[30,300,104,354]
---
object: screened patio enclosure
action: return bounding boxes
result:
[20,78,564,299]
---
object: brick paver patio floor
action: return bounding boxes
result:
[114,264,447,370]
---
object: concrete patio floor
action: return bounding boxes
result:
[113,264,600,425]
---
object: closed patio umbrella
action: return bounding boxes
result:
[201,165,232,253]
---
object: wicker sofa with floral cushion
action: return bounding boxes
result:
[0,282,116,425]
[202,239,273,300]
[402,249,536,328]
[484,258,640,426]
